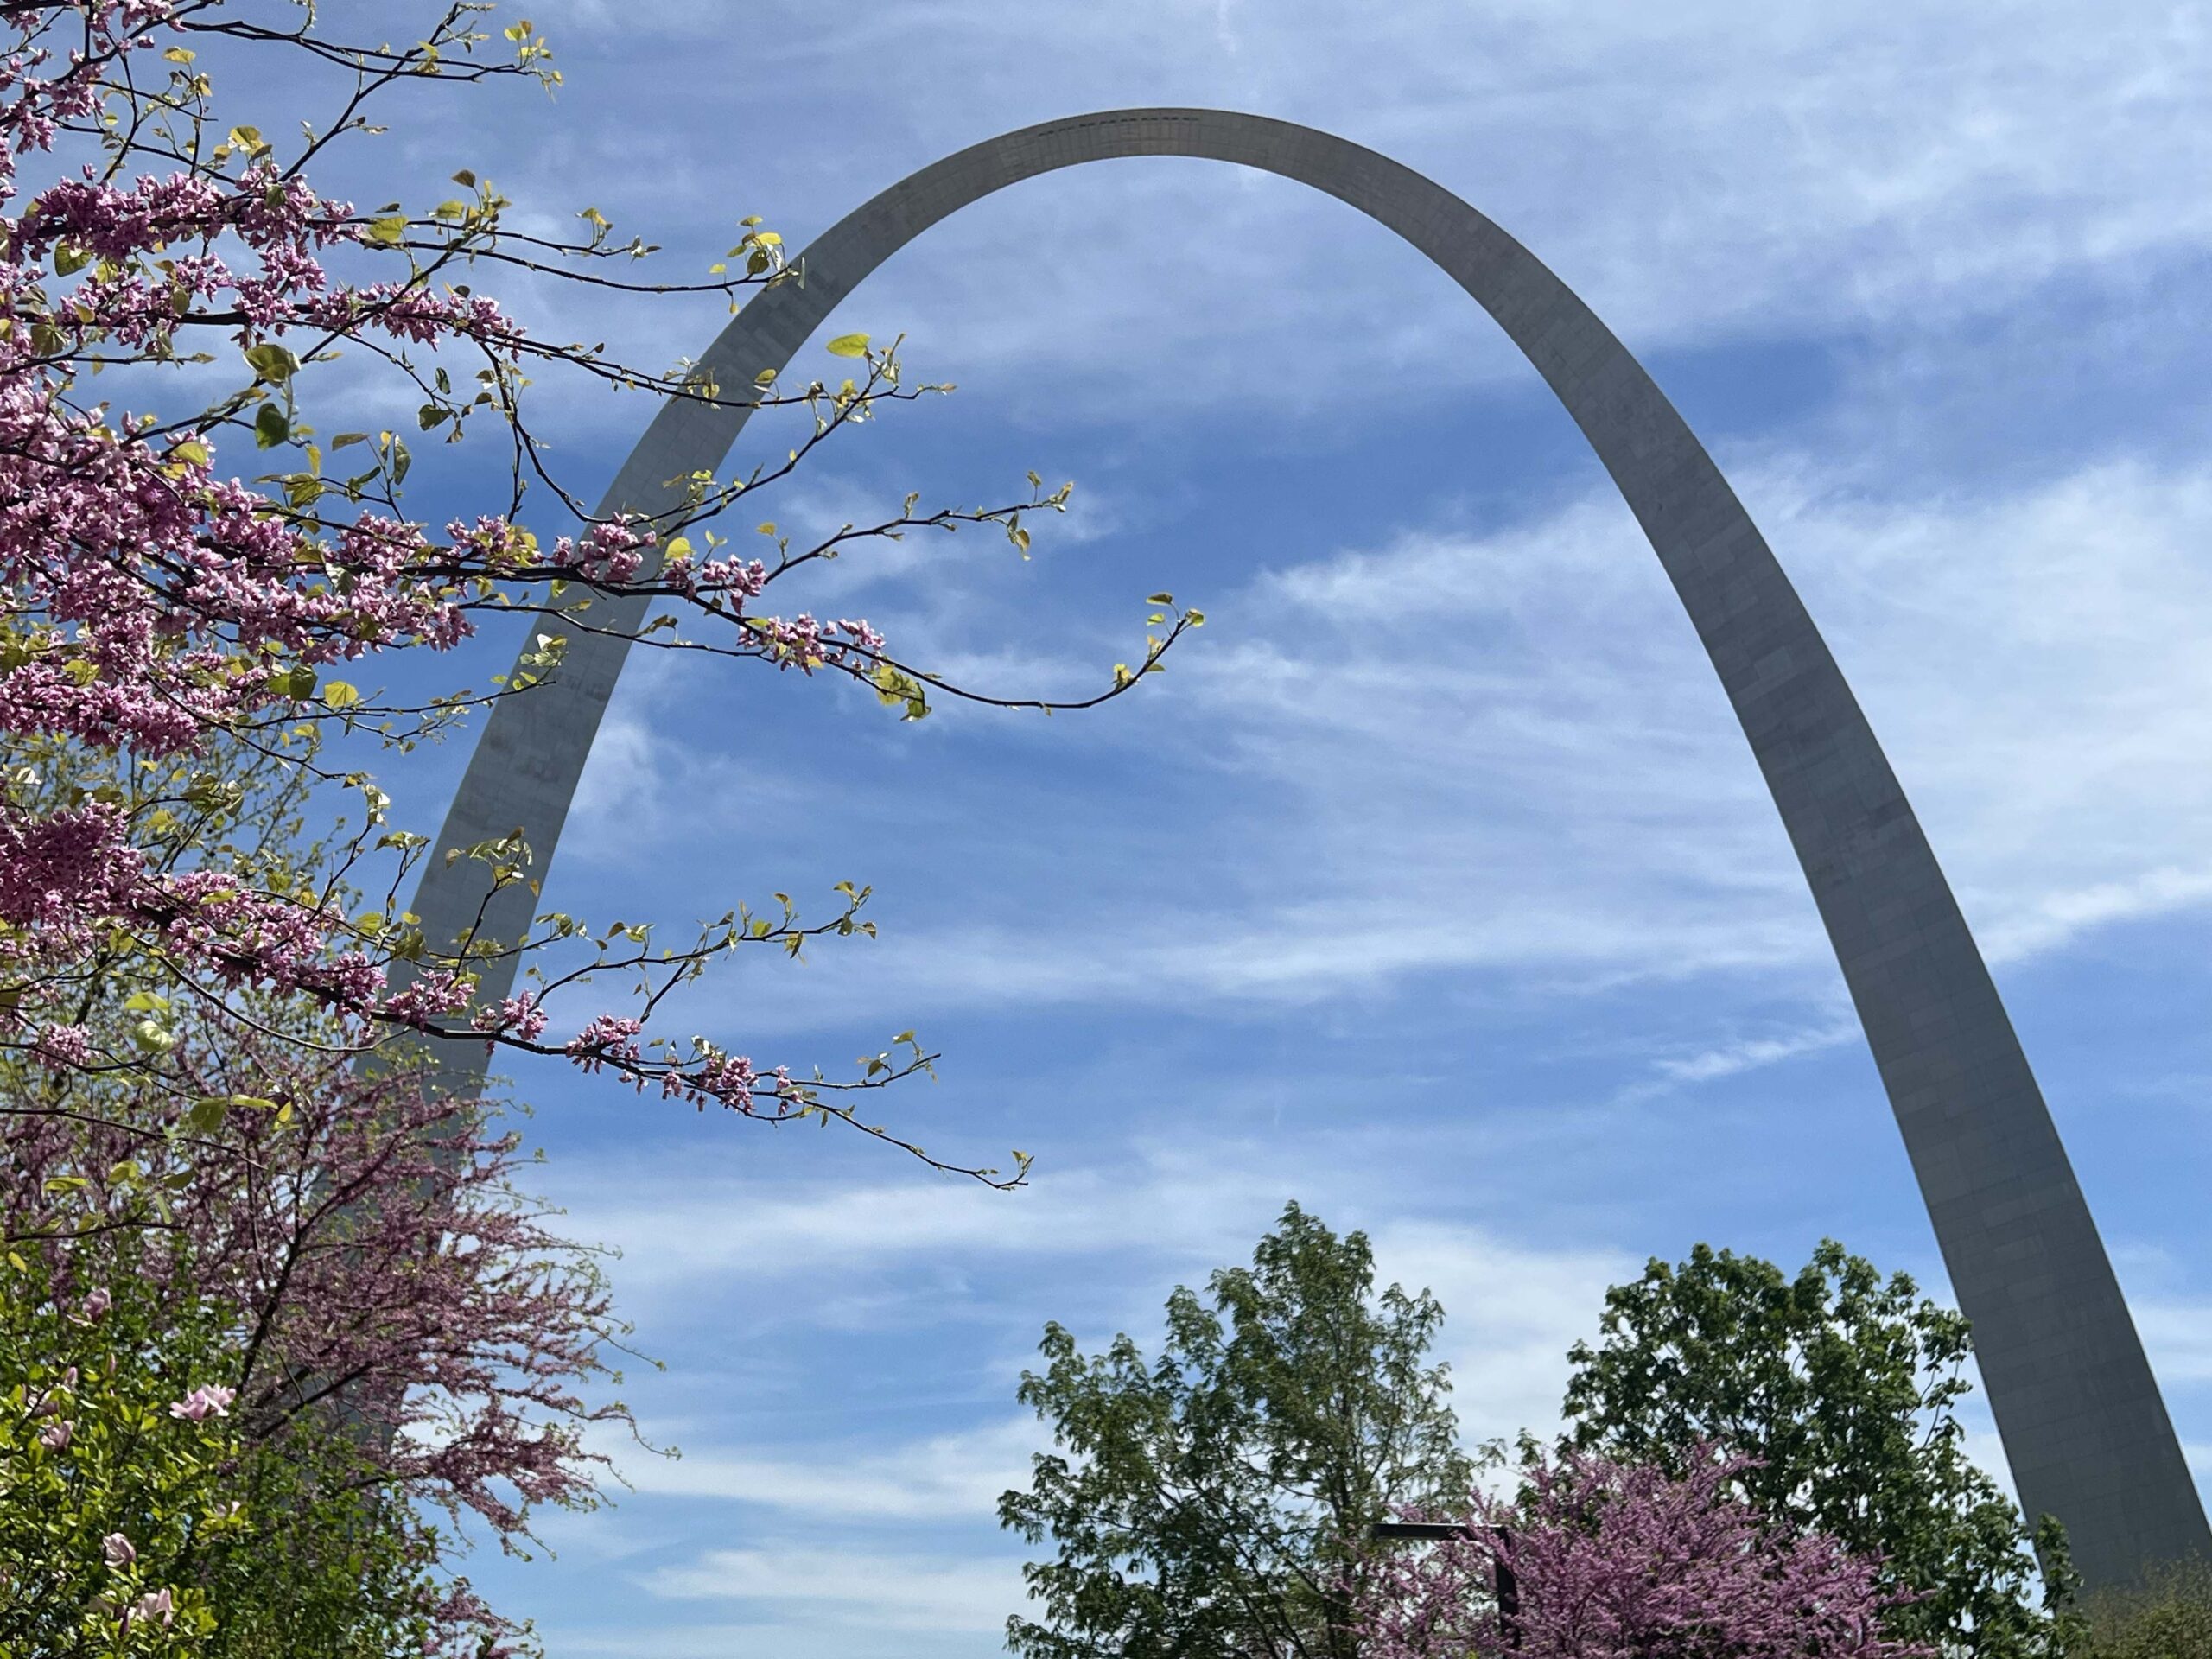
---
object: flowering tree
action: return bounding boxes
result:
[1560,1241,2077,1655]
[0,4,1192,1644]
[2,732,641,1654]
[0,1246,517,1657]
[1357,1446,1934,1659]
[0,0,1192,1180]
[3,979,637,1648]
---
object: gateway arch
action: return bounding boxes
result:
[404,111,2208,1585]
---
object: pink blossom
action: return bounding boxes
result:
[0,0,926,1236]
[1357,1446,1932,1659]
[565,1014,644,1078]
[167,1382,236,1421]
[102,1533,136,1567]
[29,1367,73,1415]
[126,1586,175,1629]
[37,1418,72,1449]
[473,992,549,1044]
[3,1034,630,1583]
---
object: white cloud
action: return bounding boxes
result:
[2136,1301,2212,1390]
[488,0,2212,423]
[566,452,2212,1111]
[640,1546,1022,1632]
[558,1156,1285,1294]
[1366,1221,1629,1452]
[606,1415,1039,1520]
[1645,1019,1863,1088]
[549,1141,1638,1481]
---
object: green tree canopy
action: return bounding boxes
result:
[2076,1558,2212,1659]
[999,1204,1474,1659]
[1560,1237,2075,1658]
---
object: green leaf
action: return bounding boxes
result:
[186,1097,230,1135]
[245,342,300,384]
[363,215,409,246]
[254,403,290,448]
[321,680,361,710]
[825,333,871,359]
[53,242,91,276]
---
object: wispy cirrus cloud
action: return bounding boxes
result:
[482,0,2212,429]
[640,1546,1022,1633]
[563,452,2212,1115]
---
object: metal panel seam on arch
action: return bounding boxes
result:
[399,109,2209,1586]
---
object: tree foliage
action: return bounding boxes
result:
[1560,1238,2075,1657]
[0,1249,502,1658]
[999,1204,1474,1659]
[2074,1558,2212,1659]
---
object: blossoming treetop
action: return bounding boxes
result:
[0,0,1190,1179]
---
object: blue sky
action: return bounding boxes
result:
[299,2,2212,1652]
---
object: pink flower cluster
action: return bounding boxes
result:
[1358,1446,1933,1659]
[3,1021,630,1637]
[167,1382,235,1421]
[0,3,879,1112]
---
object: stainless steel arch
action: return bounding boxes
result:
[404,109,2207,1584]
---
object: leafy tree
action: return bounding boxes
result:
[1560,1238,2074,1658]
[1356,1445,1932,1659]
[2075,1558,2212,1659]
[999,1204,1475,1659]
[0,1249,495,1659]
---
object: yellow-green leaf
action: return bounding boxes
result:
[245,341,299,384]
[825,333,870,359]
